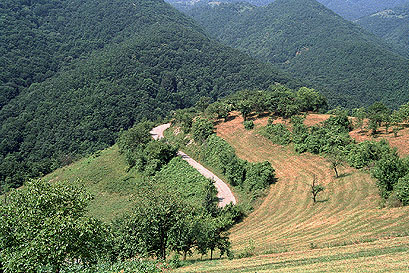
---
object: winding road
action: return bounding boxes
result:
[150,124,236,207]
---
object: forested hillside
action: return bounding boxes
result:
[356,4,409,55]
[0,0,300,191]
[0,0,164,108]
[187,0,409,108]
[316,0,409,20]
[166,0,409,20]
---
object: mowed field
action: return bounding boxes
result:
[177,113,409,272]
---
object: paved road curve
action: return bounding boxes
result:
[150,124,236,207]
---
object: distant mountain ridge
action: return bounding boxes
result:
[166,0,409,20]
[356,4,409,54]
[186,0,409,108]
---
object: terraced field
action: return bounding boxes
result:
[177,113,409,272]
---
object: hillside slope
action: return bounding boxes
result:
[187,0,409,108]
[177,113,409,271]
[316,0,409,20]
[356,4,409,55]
[0,0,300,190]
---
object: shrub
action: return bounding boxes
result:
[372,155,409,199]
[263,124,291,145]
[243,120,255,130]
[192,118,215,143]
[243,161,276,193]
[347,140,397,169]
[394,174,409,205]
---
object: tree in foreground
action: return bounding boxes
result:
[0,179,111,273]
[114,185,231,262]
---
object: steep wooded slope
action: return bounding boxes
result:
[166,0,409,20]
[187,0,409,108]
[0,0,299,190]
[316,0,409,20]
[356,4,409,55]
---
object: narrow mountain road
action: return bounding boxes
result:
[150,123,236,207]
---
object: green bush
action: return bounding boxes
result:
[347,140,397,169]
[243,120,255,130]
[243,161,276,193]
[263,123,291,145]
[371,155,409,199]
[201,135,275,193]
[201,135,246,187]
[192,118,215,143]
[394,174,409,205]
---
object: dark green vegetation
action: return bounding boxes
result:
[186,0,409,109]
[0,0,302,192]
[316,0,409,20]
[168,111,279,202]
[0,122,242,271]
[166,0,409,20]
[356,4,409,56]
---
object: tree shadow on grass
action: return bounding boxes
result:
[316,198,330,204]
[337,172,353,179]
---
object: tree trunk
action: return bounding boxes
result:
[183,251,187,261]
[334,167,338,178]
[210,248,213,260]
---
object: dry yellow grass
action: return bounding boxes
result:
[177,113,409,272]
[177,237,409,272]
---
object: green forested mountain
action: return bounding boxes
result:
[356,4,409,54]
[316,0,409,20]
[187,0,409,108]
[166,0,409,20]
[0,0,165,108]
[0,0,300,190]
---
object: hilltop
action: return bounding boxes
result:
[186,0,409,108]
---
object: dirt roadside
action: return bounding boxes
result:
[150,124,236,207]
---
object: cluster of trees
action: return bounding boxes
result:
[113,186,233,262]
[0,0,301,194]
[0,179,236,272]
[352,101,409,136]
[205,85,327,122]
[118,121,178,175]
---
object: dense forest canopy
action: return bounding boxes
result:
[316,0,409,20]
[186,0,409,109]
[0,0,301,191]
[356,4,409,56]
